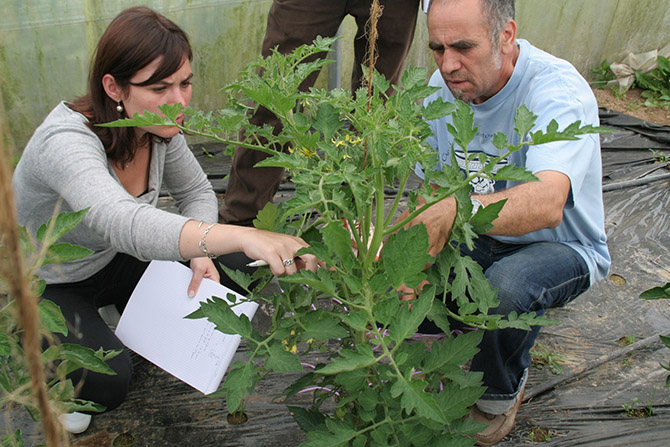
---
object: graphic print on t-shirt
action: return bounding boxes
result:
[453,149,508,194]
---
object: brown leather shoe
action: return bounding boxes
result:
[470,389,525,446]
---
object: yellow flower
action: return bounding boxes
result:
[344,134,362,145]
[299,146,316,158]
[289,344,298,354]
[332,138,346,148]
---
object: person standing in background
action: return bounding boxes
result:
[219,0,424,226]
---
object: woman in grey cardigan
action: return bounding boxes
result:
[12,6,317,433]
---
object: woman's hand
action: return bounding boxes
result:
[179,221,320,276]
[234,227,320,276]
[187,257,220,297]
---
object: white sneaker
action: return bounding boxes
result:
[59,412,92,434]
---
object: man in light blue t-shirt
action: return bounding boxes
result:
[404,0,611,444]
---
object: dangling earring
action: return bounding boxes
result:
[116,101,124,114]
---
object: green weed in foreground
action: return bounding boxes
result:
[635,56,670,109]
[1,210,121,443]
[590,59,615,88]
[530,343,566,375]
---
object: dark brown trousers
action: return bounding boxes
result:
[219,0,421,225]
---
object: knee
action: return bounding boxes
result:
[486,267,546,317]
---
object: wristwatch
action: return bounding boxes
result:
[470,196,483,217]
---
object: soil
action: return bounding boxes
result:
[593,87,670,126]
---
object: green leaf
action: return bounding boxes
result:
[495,311,558,330]
[492,165,537,182]
[469,199,505,235]
[389,285,435,342]
[187,296,253,337]
[334,368,369,394]
[301,418,358,447]
[322,220,356,270]
[50,380,107,414]
[36,209,89,246]
[435,380,485,420]
[288,406,327,434]
[382,225,432,289]
[253,202,283,232]
[430,433,480,447]
[399,420,443,446]
[401,65,429,91]
[640,283,670,300]
[491,132,508,150]
[38,299,67,335]
[370,425,393,446]
[279,267,338,297]
[528,120,613,145]
[448,101,477,151]
[423,97,456,121]
[312,103,341,141]
[301,310,348,341]
[424,299,452,334]
[513,105,537,138]
[99,110,172,128]
[441,252,498,314]
[390,377,446,423]
[340,310,369,332]
[422,330,484,374]
[223,362,258,412]
[158,103,185,121]
[56,344,117,376]
[42,243,94,266]
[265,342,302,373]
[372,297,402,326]
[318,345,376,375]
[217,262,258,294]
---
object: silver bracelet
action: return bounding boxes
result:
[198,223,217,259]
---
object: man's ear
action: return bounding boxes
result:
[500,19,517,54]
[102,74,123,102]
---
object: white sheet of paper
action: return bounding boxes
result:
[115,260,258,395]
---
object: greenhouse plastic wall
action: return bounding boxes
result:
[1,0,670,154]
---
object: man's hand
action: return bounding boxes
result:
[398,280,430,302]
[393,192,456,302]
[396,195,457,261]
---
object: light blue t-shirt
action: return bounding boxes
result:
[420,39,610,284]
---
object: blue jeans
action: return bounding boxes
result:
[460,236,590,412]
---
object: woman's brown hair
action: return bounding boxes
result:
[69,6,193,165]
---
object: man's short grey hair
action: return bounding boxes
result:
[427,0,515,46]
[481,0,515,46]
